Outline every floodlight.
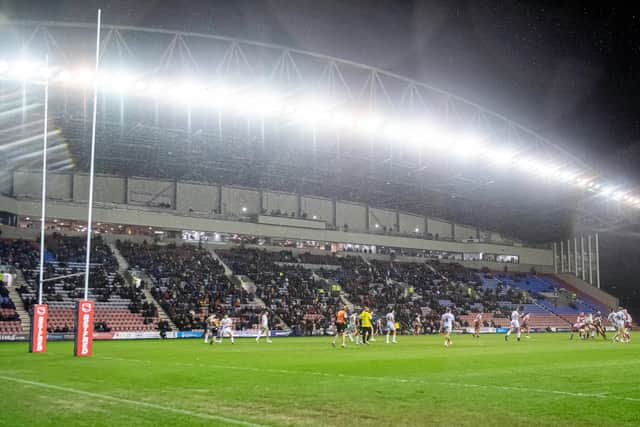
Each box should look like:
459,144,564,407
38,66,52,80
515,157,532,172
453,134,484,157
613,191,625,201
357,112,383,134
382,120,407,140
146,80,165,98
529,162,559,179
76,67,95,87
492,148,517,166
329,111,355,130
134,81,147,92
415,228,420,233
172,81,199,104
558,170,578,182
56,70,73,83
293,98,332,124
101,71,135,93
600,187,613,197
241,206,248,213
576,178,591,187
375,223,380,228
12,60,38,79
246,91,283,116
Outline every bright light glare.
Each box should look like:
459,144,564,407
383,121,408,140
246,92,283,116
39,66,52,79
56,70,73,83
102,72,135,93
146,80,165,98
293,98,332,124
169,81,199,104
76,67,95,86
357,112,383,134
134,81,147,92
3,59,639,208
600,187,614,197
558,170,578,182
492,148,516,166
613,191,626,201
12,60,38,79
453,135,483,157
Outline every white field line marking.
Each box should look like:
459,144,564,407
96,355,640,403
0,375,267,427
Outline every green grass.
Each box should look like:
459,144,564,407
0,333,638,426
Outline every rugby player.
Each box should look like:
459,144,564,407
256,310,272,343
332,306,348,348
385,309,397,344
440,307,455,347
521,312,531,339
473,313,482,338
218,314,235,344
505,306,522,342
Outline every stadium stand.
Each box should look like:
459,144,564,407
0,237,159,333
0,235,618,334
116,241,261,331
0,281,21,333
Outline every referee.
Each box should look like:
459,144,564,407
359,307,372,345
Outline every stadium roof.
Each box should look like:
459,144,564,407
1,20,638,243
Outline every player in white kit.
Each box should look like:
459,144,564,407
440,308,455,347
385,310,397,344
256,310,273,343
349,312,360,344
613,308,628,343
219,314,235,344
505,307,522,342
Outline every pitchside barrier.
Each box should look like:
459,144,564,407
3,327,622,343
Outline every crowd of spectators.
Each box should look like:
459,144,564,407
117,240,253,330
218,248,338,333
47,233,118,270
1,237,535,335
1,237,159,331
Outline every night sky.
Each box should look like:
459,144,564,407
1,0,639,309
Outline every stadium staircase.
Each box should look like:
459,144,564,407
554,273,618,310
311,271,355,311
359,254,372,266
110,243,176,331
141,286,176,330
109,243,129,273
8,271,30,332
210,249,269,309
208,249,234,277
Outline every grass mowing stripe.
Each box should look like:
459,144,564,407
0,375,267,427
95,355,640,403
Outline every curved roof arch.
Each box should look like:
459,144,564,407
4,19,586,167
